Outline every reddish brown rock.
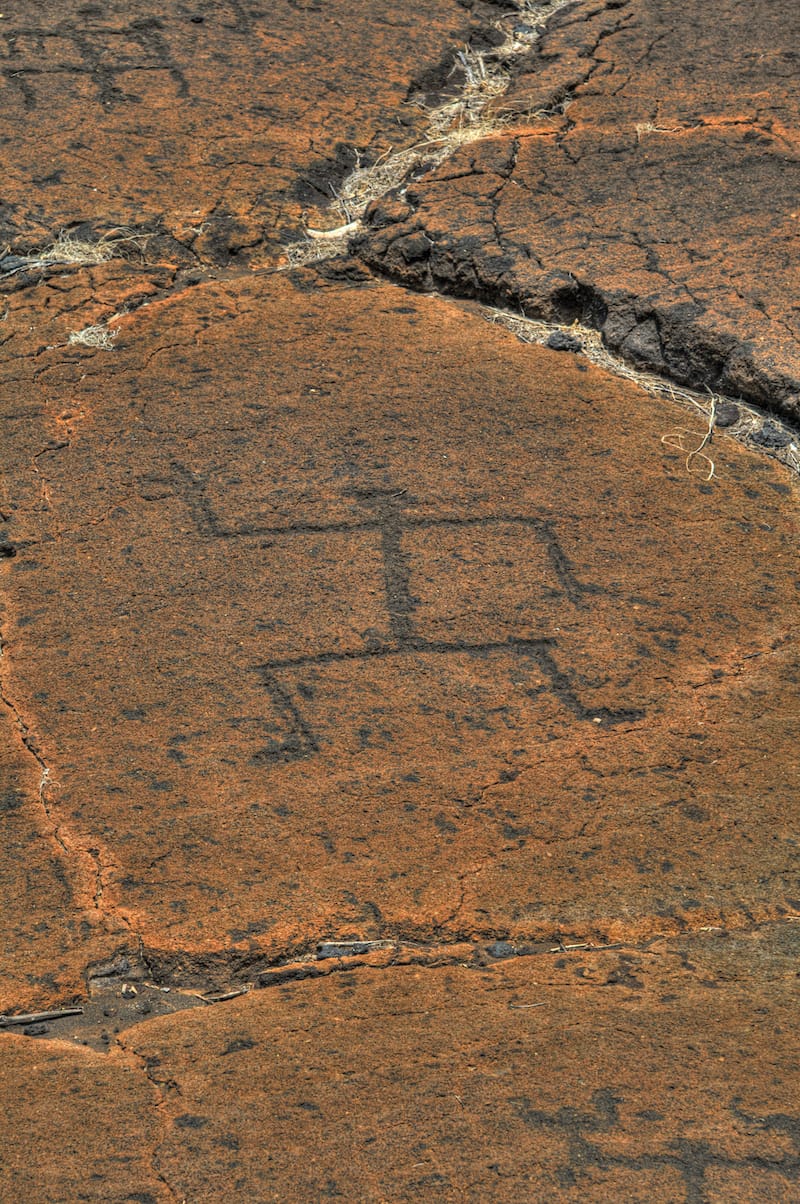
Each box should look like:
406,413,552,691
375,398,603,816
357,0,800,418
2,926,799,1200
1,270,798,1008
0,0,501,260
0,1031,162,1201
1,0,798,1196
0,700,113,1008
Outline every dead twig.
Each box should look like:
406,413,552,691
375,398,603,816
0,1007,84,1028
197,988,249,1004
548,942,624,953
306,222,360,240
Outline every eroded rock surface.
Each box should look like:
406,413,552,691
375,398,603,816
0,0,495,259
357,0,800,418
1,0,798,1200
1,270,798,1008
3,927,799,1201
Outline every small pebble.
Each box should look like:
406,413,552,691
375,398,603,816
714,401,740,427
546,330,582,353
750,421,792,449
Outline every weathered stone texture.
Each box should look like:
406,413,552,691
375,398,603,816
0,1032,162,1202
357,0,800,417
3,928,799,1201
0,0,490,257
0,0,798,1198
1,272,797,1007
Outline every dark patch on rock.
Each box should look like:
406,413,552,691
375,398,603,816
487,941,516,959
175,1114,209,1129
546,330,582,353
750,422,793,449
0,789,24,812
292,143,362,209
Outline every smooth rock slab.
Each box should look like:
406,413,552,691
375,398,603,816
1,269,797,1004
357,0,800,417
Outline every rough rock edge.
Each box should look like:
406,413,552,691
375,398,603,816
282,0,579,265
272,0,800,465
481,307,800,479
355,207,800,428
6,915,800,1051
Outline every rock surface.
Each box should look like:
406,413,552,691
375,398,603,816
1,269,798,1008
1,0,798,1200
3,927,800,1201
0,0,494,259
357,0,800,419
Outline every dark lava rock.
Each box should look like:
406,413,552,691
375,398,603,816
749,421,794,449
546,330,582,352
714,401,741,428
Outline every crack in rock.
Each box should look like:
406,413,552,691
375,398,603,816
0,617,133,940
282,0,579,266
6,910,798,1053
480,306,800,478
113,1037,184,1204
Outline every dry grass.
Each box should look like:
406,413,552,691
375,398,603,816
67,324,117,350
0,229,146,281
37,232,119,266
284,232,354,268
635,121,684,142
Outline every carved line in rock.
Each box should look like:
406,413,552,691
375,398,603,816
2,15,190,111
8,0,796,474
167,465,594,600
511,1089,800,1197
158,465,646,762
